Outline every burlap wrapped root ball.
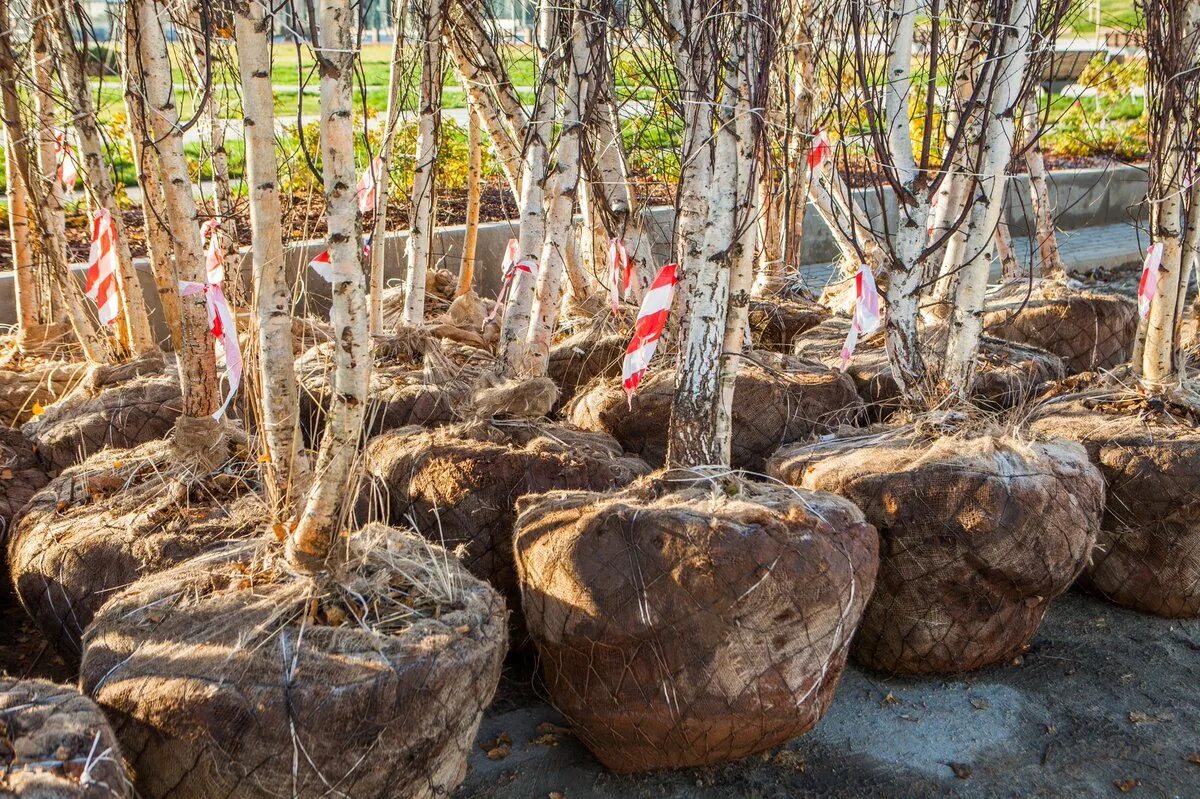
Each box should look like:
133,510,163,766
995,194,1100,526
547,327,627,411
21,352,180,472
793,317,1065,420
513,477,879,772
769,432,1102,674
8,436,264,664
356,420,650,604
0,677,129,798
296,336,475,445
1030,400,1200,617
80,525,506,799
0,427,49,536
0,360,86,428
748,297,829,351
982,279,1137,374
567,354,864,471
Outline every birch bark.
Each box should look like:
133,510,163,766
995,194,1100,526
52,1,155,356
459,95,483,297
5,133,36,332
288,0,371,572
942,0,1036,395
403,0,447,327
368,0,406,334
136,0,220,417
235,0,311,515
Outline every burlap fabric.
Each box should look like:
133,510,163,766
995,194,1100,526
79,526,506,799
566,354,864,471
8,438,264,664
0,677,129,798
513,476,879,772
1029,398,1200,617
356,420,650,605
982,278,1137,374
769,431,1102,673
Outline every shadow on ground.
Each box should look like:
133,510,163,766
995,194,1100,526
459,591,1200,799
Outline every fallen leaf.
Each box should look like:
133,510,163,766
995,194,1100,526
970,697,990,711
549,793,565,799
257,453,272,464
1128,711,1172,725
455,624,470,635
30,402,44,416
271,523,287,542
1114,778,1138,792
1185,752,1200,766
486,744,510,761
0,468,12,480
880,692,900,707
948,762,972,779
772,750,806,772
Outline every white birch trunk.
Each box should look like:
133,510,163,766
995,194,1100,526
1022,95,1063,277
996,215,1023,280
942,0,1036,395
5,133,36,332
31,1,62,325
53,1,155,356
0,0,103,362
782,1,815,273
122,0,181,351
289,0,371,572
137,0,220,418
499,0,557,373
235,0,311,515
368,0,406,334
403,0,446,327
525,1,591,376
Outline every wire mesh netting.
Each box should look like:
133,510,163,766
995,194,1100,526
768,430,1103,674
78,526,506,799
0,677,130,798
355,419,651,609
20,353,182,473
8,438,264,666
1030,397,1200,617
512,476,879,772
566,354,865,471
982,278,1139,374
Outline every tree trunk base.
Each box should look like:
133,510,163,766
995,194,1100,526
8,438,264,665
1030,398,1200,617
770,430,1102,674
79,526,506,799
567,354,864,471
0,677,130,798
513,476,879,772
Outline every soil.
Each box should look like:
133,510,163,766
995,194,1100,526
458,590,1200,799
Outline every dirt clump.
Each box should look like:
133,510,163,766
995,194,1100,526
513,475,879,772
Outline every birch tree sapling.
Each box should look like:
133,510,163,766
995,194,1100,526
53,0,156,357
287,0,371,572
122,0,182,351
1137,0,1200,390
403,0,448,327
524,0,595,375
459,94,484,297
234,0,311,516
5,133,36,334
499,0,560,373
134,0,221,422
30,0,64,328
0,0,105,363
368,0,407,334
664,0,773,468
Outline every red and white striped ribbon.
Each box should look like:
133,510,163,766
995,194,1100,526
54,129,78,192
622,262,679,405
308,238,371,284
356,156,383,216
201,219,226,284
807,129,832,172
84,209,120,326
1138,242,1164,320
608,238,633,313
177,278,242,421
484,239,528,324
839,264,882,371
